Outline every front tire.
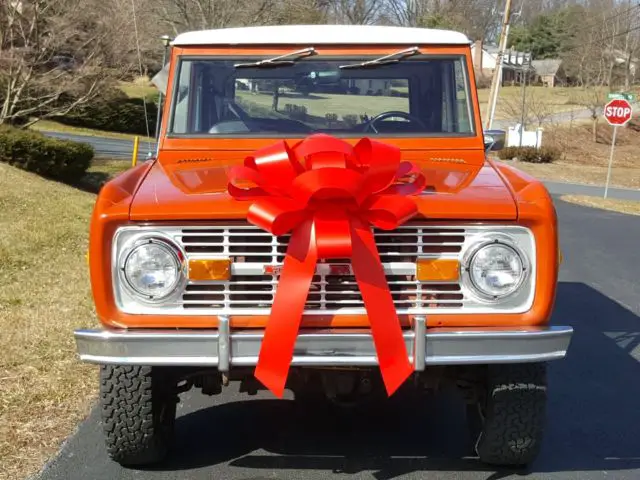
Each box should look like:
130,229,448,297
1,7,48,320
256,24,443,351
100,365,177,466
468,363,547,467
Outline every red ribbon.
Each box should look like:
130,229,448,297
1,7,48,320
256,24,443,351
227,134,426,398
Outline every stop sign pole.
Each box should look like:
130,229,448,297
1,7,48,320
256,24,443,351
603,97,633,198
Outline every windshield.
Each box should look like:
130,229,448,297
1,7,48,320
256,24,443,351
168,55,475,137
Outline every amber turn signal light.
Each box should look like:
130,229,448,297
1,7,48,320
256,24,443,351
416,258,460,282
188,258,231,281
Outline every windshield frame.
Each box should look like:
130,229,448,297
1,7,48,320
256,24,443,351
164,53,479,140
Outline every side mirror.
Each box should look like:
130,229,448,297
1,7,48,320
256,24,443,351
483,129,506,152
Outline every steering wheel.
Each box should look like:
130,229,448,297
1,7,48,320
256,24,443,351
363,110,427,133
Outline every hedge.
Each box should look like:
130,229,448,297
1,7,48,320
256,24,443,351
0,127,94,180
497,146,560,164
55,90,157,136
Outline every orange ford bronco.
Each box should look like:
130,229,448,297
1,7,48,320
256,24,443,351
74,25,573,467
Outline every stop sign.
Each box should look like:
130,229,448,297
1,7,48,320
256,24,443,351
603,98,633,126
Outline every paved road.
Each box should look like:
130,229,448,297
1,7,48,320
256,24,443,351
545,181,640,201
492,106,601,131
36,197,640,480
42,131,157,160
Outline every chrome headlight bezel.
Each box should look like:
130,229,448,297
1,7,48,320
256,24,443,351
460,233,531,303
116,233,188,305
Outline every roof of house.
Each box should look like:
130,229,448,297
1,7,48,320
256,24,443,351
470,43,531,68
172,25,471,46
531,59,563,76
470,43,499,56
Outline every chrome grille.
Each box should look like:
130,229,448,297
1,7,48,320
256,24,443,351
180,225,466,263
182,275,465,311
178,223,467,314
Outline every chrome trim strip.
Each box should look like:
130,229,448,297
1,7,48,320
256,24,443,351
217,316,230,372
74,325,573,368
413,315,426,371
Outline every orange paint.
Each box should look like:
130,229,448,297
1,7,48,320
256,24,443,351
87,42,559,331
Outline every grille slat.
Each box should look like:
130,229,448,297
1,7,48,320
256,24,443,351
175,223,471,314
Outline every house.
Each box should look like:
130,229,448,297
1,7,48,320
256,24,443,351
470,40,531,86
605,48,638,85
470,41,499,79
531,59,566,88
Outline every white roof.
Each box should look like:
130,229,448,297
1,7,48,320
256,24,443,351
172,25,471,47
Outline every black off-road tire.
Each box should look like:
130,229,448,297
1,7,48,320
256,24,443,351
468,363,547,467
100,365,178,466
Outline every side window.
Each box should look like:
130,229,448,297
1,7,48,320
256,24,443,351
440,58,472,134
454,59,472,133
171,61,192,134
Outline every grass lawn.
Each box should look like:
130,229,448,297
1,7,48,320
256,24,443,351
236,85,596,127
497,120,640,190
511,161,640,190
560,195,640,216
118,81,158,100
477,85,604,119
236,90,409,121
29,119,153,143
26,80,159,141
0,160,130,480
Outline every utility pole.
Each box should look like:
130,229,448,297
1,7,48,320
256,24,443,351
485,0,514,130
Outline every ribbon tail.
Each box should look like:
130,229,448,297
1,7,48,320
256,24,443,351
350,218,413,396
254,219,318,398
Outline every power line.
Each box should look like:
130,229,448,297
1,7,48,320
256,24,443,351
561,2,640,40
513,4,640,57
562,22,640,55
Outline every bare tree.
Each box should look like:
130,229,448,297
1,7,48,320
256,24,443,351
385,0,431,27
266,0,332,24
500,92,555,129
0,0,135,126
619,0,640,89
329,0,383,25
557,2,620,142
148,0,282,35
384,0,499,40
570,88,606,143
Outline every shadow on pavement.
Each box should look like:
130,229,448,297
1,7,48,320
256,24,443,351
144,282,640,479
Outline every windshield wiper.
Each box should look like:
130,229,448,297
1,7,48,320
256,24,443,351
338,46,420,69
234,47,316,68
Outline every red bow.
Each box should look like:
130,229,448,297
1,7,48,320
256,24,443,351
228,134,426,398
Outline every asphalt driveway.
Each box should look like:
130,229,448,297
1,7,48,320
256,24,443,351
36,197,640,480
41,131,157,160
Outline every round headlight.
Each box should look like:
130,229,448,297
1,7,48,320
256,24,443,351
122,238,184,300
467,242,526,299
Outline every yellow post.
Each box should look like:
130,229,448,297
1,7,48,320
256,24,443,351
131,136,140,167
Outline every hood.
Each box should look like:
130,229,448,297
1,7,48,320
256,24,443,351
129,149,517,221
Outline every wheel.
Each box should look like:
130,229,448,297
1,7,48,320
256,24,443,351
100,365,178,466
467,363,547,467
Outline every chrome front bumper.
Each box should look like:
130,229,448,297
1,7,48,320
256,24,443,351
74,318,573,371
